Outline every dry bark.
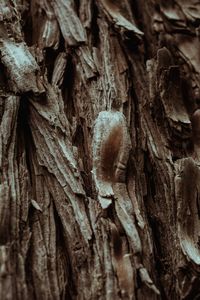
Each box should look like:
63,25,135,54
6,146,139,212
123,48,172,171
0,0,200,299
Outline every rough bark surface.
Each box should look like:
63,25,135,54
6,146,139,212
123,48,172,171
0,0,200,299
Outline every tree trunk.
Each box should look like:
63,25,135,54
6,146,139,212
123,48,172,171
1,0,200,299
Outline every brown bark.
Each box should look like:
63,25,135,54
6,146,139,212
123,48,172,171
0,0,200,299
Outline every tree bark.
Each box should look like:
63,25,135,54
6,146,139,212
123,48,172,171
1,0,200,299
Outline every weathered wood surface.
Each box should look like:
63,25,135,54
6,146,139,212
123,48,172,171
0,0,200,299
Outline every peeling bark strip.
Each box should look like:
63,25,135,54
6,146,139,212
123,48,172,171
52,52,67,86
0,40,41,93
31,0,60,50
50,0,87,45
109,221,134,299
99,0,144,40
28,90,92,242
178,112,200,267
175,158,200,265
92,110,131,208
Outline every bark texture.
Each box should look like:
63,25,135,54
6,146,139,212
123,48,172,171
0,0,200,299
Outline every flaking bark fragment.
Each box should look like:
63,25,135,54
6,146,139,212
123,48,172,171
99,0,144,42
0,40,43,93
175,158,200,265
110,221,134,299
31,199,43,212
51,52,67,87
157,47,173,71
92,110,131,209
31,0,60,50
50,0,87,46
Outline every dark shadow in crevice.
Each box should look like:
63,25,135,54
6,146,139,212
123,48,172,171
143,152,168,300
17,95,34,186
62,55,75,124
53,201,77,300
72,123,93,197
22,8,33,46
24,205,37,300
91,1,100,47
74,0,80,14
45,48,60,83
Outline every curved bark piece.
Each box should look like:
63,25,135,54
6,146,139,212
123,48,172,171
0,1,44,94
50,0,87,46
31,0,60,50
109,221,134,299
113,183,160,295
52,52,67,87
175,158,200,265
175,35,200,75
179,1,200,22
157,56,191,129
99,0,144,41
0,95,19,242
114,183,141,255
0,40,43,93
92,110,131,208
0,246,12,299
